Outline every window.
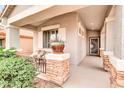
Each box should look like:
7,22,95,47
0,39,2,48
43,29,58,48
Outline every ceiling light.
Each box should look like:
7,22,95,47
90,22,94,25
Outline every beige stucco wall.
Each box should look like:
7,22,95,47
122,6,124,59
77,15,87,63
20,37,33,52
40,12,78,64
19,28,33,37
100,24,105,49
106,20,114,51
86,30,100,55
38,12,86,65
19,28,33,52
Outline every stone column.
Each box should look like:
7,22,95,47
5,25,20,49
45,53,70,85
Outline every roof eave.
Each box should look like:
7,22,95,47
0,5,15,21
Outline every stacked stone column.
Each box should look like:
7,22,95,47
45,53,70,85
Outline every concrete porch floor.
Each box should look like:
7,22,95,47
63,56,110,88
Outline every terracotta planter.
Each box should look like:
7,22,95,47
51,45,64,54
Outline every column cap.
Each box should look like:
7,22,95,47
45,53,71,61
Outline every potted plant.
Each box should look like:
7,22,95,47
50,35,65,54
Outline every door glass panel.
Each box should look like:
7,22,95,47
90,38,99,55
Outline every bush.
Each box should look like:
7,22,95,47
0,48,17,58
0,57,36,88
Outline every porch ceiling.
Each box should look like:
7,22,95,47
77,5,112,31
9,5,89,27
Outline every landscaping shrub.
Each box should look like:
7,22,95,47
0,47,17,58
0,57,36,88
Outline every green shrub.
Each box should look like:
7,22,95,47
0,57,36,88
0,48,17,58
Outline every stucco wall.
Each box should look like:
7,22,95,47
113,6,123,59
40,12,78,64
77,15,87,63
121,6,124,59
86,30,100,55
19,28,33,52
19,28,33,37
100,24,105,49
39,12,86,65
20,37,33,52
106,20,114,51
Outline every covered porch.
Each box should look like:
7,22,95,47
1,5,124,87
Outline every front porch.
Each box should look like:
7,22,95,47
1,5,124,88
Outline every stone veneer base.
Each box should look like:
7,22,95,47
45,53,70,85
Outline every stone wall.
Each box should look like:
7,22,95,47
45,53,70,85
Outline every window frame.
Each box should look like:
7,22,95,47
43,28,58,49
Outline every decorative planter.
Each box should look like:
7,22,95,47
51,45,64,54
50,41,65,54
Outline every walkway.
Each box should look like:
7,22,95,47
63,56,110,88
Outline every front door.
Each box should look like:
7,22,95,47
89,37,99,56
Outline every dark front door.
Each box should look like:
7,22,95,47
89,37,99,56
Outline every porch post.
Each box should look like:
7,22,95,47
104,6,124,60
121,6,124,59
104,17,114,52
114,5,123,59
5,25,20,49
33,31,38,52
